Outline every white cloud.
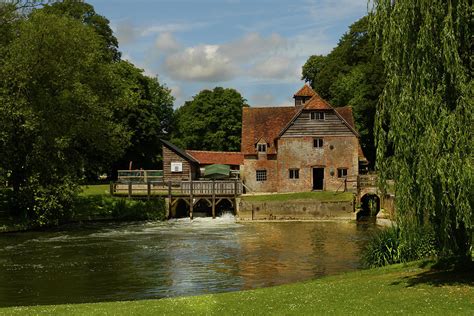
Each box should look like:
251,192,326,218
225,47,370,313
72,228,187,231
155,32,180,52
141,22,210,36
164,45,237,82
219,32,287,61
250,56,295,79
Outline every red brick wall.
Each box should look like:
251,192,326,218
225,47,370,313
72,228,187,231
277,136,358,192
243,135,359,193
242,155,278,192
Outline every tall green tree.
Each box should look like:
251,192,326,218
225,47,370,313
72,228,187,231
371,0,472,261
110,61,174,171
302,16,385,166
0,10,128,224
173,87,246,152
41,0,120,61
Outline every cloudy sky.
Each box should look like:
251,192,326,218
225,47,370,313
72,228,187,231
89,0,368,107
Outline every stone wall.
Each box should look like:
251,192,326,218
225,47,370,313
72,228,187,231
238,198,355,220
277,136,358,192
242,154,278,192
242,135,359,193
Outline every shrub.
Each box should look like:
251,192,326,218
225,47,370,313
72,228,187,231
362,226,437,268
111,198,166,221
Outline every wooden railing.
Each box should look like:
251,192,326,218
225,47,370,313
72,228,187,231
181,180,242,195
112,179,243,197
117,170,163,183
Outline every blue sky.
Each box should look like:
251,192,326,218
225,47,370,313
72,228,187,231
89,0,368,107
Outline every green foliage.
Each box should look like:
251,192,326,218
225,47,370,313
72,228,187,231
0,9,129,225
41,0,120,61
172,87,246,151
371,0,472,261
362,226,437,268
110,61,174,171
302,16,385,166
73,195,166,222
111,198,166,221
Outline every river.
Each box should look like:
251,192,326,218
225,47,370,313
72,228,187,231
0,216,377,307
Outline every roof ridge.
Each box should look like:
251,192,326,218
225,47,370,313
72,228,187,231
245,106,294,109
186,150,242,154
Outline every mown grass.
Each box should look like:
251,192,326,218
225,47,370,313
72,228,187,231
1,260,472,315
79,184,110,197
242,191,353,202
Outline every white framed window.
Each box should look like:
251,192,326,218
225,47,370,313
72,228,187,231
171,162,183,173
256,170,267,181
337,168,348,178
289,169,299,179
313,138,323,148
310,112,325,120
257,143,267,153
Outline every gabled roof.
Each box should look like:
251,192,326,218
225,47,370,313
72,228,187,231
303,93,333,110
278,102,360,138
161,139,198,163
241,106,298,154
335,106,355,130
294,84,316,97
186,150,244,166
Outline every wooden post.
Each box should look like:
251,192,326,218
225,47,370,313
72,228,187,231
128,182,132,198
233,179,238,216
147,182,151,200
109,181,114,196
168,181,172,219
212,180,216,219
189,179,193,220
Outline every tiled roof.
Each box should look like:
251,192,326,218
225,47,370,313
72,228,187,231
334,107,367,162
186,150,244,166
303,93,333,110
294,84,316,97
161,139,198,163
241,106,298,154
334,106,355,129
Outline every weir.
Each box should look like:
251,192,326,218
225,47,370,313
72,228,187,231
111,179,243,220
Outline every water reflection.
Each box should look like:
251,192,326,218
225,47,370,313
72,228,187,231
0,217,377,307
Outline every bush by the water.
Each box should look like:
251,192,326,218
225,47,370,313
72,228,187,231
362,226,437,268
73,196,166,222
111,198,166,221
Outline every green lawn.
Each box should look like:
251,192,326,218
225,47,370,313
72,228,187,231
79,184,110,197
242,191,353,202
2,261,471,315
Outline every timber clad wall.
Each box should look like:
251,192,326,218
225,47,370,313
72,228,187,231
163,146,194,182
281,111,353,137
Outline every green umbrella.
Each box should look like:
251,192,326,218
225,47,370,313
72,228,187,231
203,164,230,179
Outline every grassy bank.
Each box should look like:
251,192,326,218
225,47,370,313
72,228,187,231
2,261,472,315
242,191,353,202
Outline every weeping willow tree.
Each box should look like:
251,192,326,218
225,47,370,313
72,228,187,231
370,0,472,261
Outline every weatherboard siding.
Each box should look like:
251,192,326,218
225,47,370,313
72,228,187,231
163,146,194,182
281,110,353,137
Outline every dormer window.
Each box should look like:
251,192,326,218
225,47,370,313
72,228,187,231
311,112,325,120
257,144,267,153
